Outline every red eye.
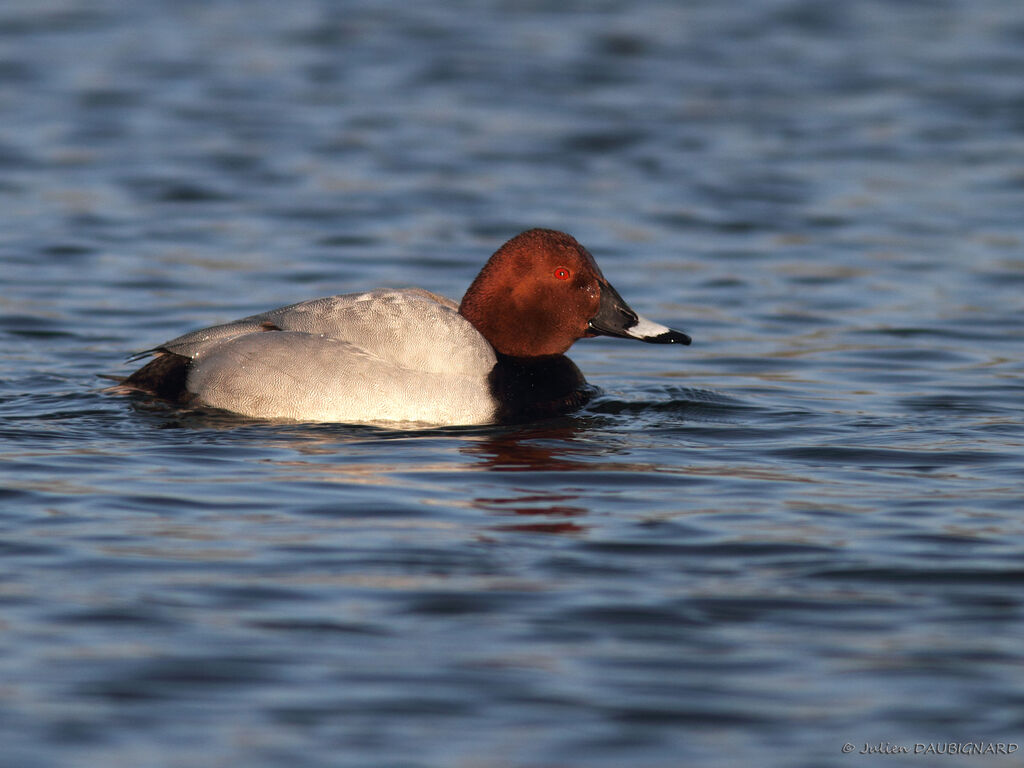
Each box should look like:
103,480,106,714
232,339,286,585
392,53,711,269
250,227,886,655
554,267,571,281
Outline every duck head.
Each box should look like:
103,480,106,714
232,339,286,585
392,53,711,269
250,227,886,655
459,229,691,358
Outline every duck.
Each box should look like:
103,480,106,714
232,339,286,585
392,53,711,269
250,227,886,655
116,229,691,425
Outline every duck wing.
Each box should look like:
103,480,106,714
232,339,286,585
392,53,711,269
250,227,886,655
146,289,493,376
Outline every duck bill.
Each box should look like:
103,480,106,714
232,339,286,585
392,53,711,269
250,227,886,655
587,281,692,345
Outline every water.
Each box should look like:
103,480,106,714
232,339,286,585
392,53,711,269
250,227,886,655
2,1,1024,766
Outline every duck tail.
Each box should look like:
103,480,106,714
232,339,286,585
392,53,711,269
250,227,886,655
105,351,192,403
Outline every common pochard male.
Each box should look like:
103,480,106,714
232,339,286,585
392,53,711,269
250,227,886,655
117,229,691,425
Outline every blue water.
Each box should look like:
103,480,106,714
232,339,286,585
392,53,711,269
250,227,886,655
2,1,1024,766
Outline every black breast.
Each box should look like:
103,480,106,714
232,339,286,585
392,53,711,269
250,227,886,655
489,354,592,424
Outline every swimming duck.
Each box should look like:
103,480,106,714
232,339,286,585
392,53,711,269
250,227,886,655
117,229,690,425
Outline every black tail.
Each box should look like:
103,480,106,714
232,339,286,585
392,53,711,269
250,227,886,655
110,352,193,403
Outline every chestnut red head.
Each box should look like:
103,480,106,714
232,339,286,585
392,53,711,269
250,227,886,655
459,229,690,358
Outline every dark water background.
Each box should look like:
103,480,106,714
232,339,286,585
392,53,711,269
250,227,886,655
2,1,1023,766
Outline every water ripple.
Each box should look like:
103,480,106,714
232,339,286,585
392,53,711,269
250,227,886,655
2,2,1024,767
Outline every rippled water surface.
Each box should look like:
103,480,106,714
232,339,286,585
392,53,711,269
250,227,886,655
2,1,1024,766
